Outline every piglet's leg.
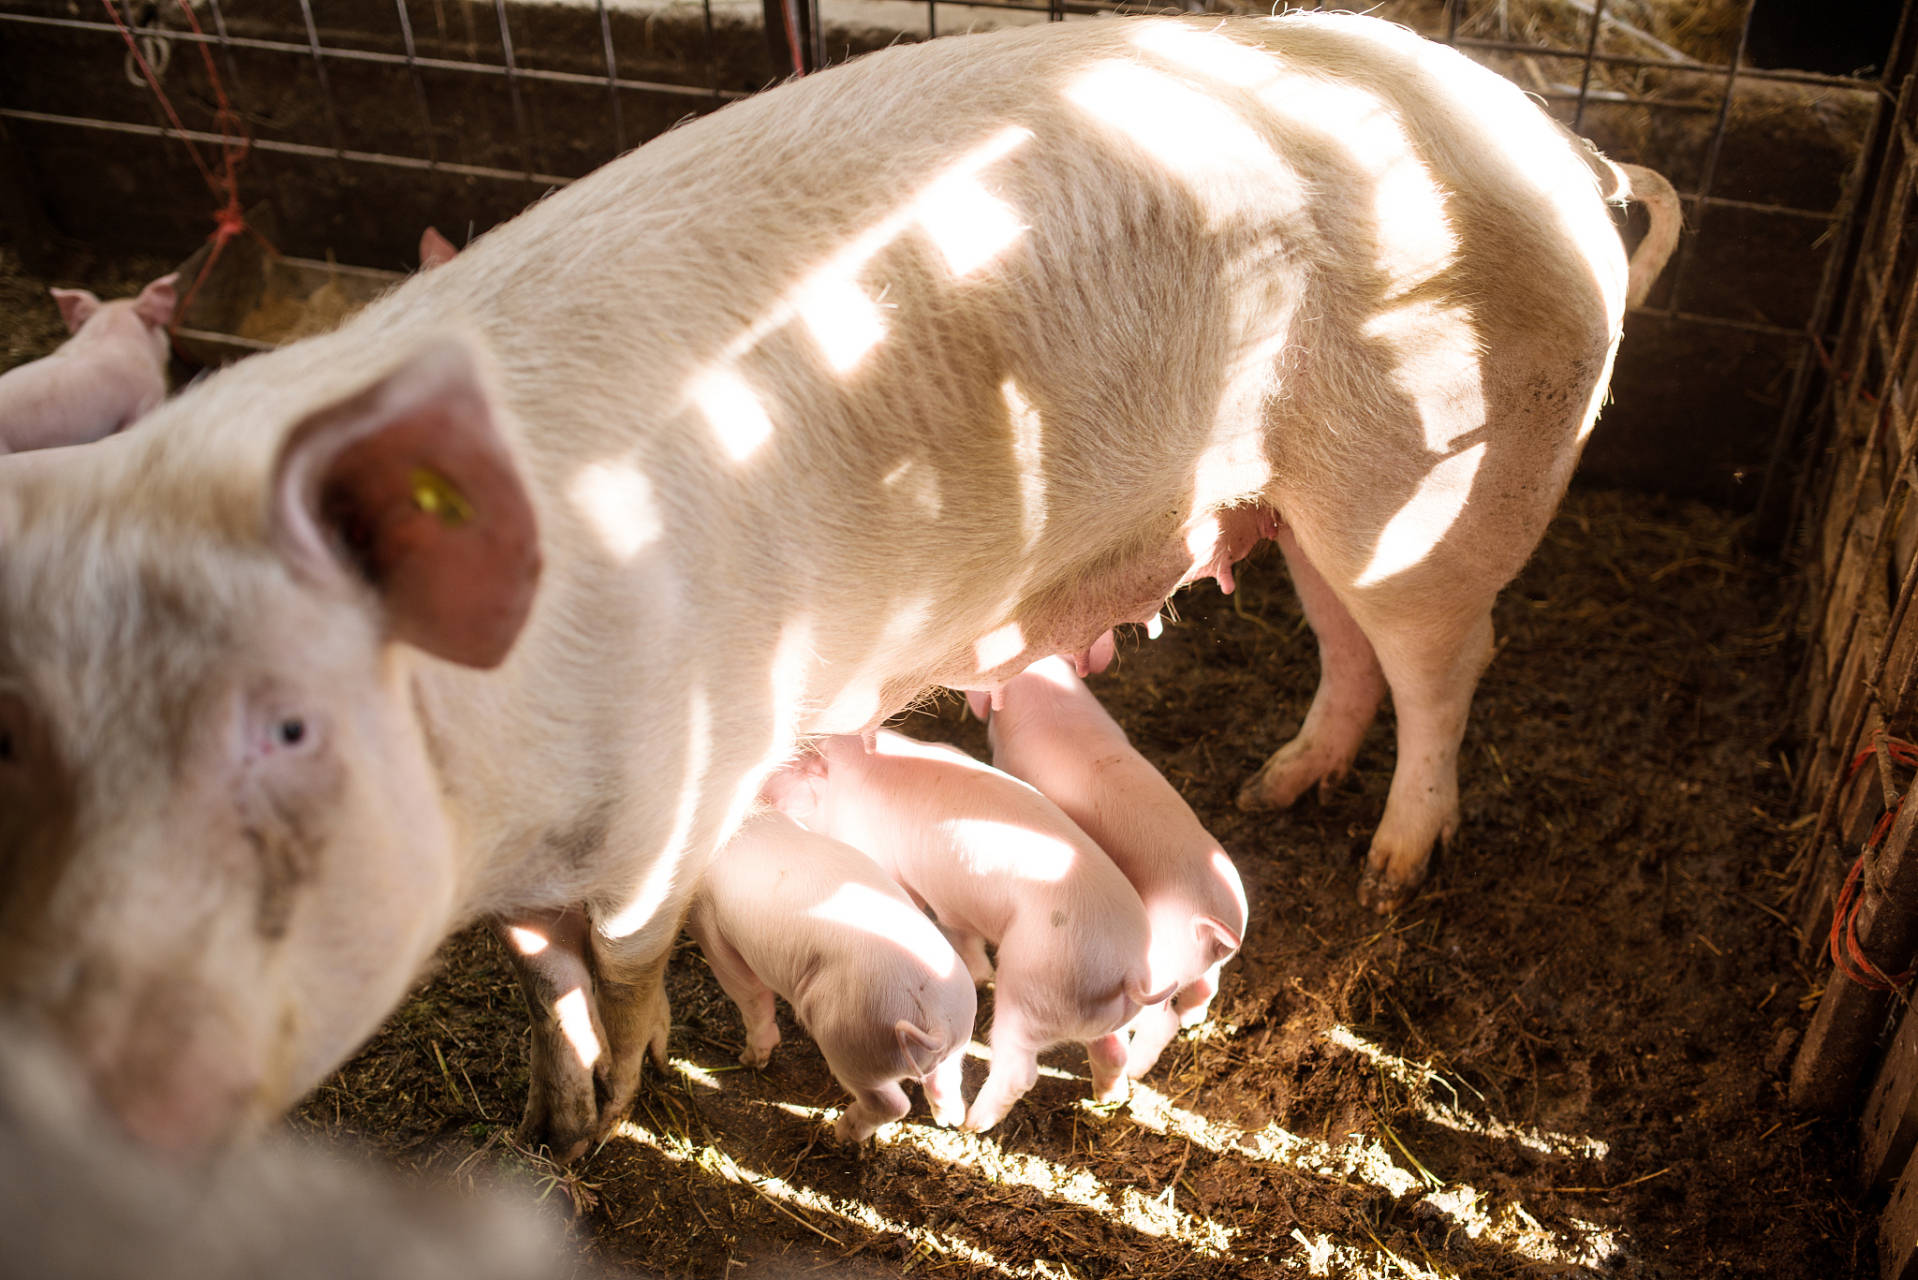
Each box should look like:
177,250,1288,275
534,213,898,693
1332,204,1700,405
921,1045,969,1128
1122,1004,1182,1081
497,907,609,1163
687,916,781,1067
1173,967,1222,1029
964,1012,1041,1132
943,927,994,986
1086,1032,1131,1103
835,1081,912,1143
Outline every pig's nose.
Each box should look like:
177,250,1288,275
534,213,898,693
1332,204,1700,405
64,985,258,1157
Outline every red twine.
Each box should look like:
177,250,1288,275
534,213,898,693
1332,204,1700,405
1831,739,1918,992
98,0,277,335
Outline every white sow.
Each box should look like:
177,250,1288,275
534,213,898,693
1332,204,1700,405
0,12,1678,1158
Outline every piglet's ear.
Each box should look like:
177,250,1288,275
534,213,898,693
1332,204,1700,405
271,334,541,669
132,274,179,329
49,288,100,333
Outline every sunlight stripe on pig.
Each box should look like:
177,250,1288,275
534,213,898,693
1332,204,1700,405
602,686,712,939
567,460,662,561
795,273,887,375
690,368,776,463
1354,442,1486,588
807,883,962,978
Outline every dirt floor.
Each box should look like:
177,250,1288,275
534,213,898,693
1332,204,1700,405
0,244,1867,1278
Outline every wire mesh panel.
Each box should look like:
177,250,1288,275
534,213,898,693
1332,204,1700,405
1778,17,1918,1275
0,0,1897,502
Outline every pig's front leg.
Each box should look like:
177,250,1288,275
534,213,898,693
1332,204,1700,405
587,926,673,1139
497,907,610,1162
835,1081,912,1143
1122,1003,1182,1080
942,926,994,986
1237,526,1384,813
920,1044,969,1128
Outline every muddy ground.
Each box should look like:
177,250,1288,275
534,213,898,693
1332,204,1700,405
0,245,1868,1277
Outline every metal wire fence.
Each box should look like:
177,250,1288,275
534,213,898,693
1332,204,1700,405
0,0,1901,515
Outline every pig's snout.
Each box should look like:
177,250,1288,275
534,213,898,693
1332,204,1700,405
59,980,264,1156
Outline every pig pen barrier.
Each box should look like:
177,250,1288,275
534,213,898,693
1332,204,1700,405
1783,7,1918,1276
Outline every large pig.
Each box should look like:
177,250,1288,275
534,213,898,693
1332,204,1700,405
0,273,176,453
979,656,1248,1079
0,12,1678,1159
767,730,1170,1130
684,809,976,1141
0,1019,610,1280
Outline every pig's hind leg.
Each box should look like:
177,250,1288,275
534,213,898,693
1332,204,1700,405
1237,525,1386,813
920,1044,969,1127
1238,521,1494,914
1356,604,1493,912
964,1010,1042,1132
688,922,783,1067
1086,1031,1131,1103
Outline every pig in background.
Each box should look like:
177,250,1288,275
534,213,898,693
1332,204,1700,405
684,810,976,1141
0,1019,620,1280
0,272,175,454
767,730,1171,1131
979,656,1248,1079
0,11,1680,1162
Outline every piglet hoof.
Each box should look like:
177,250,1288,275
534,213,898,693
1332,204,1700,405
832,1112,877,1144
926,1097,965,1129
739,1038,776,1070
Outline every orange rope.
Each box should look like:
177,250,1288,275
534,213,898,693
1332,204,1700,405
1831,739,1918,992
98,0,277,335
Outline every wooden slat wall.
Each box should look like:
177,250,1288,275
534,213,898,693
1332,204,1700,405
1789,41,1918,1277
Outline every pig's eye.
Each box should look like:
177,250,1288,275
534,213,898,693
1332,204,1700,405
275,717,309,749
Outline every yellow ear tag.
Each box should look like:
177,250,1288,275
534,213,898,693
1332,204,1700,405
410,467,475,526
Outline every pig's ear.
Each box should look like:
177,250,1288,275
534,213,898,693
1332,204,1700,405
1193,917,1242,968
132,274,179,328
49,288,100,333
270,335,541,669
418,227,457,270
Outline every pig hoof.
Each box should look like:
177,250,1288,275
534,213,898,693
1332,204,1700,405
1355,862,1425,914
1239,737,1357,812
